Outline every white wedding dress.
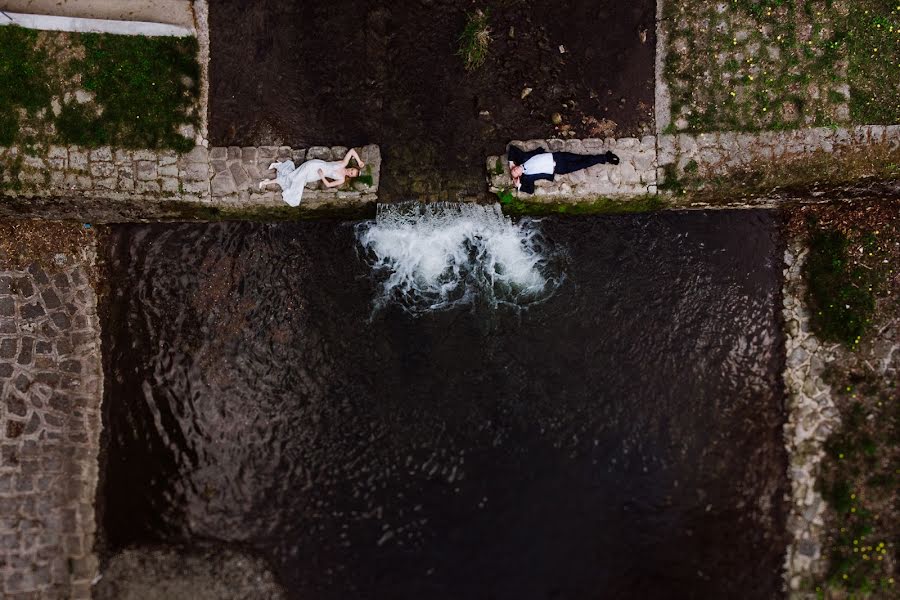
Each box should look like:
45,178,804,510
273,159,345,206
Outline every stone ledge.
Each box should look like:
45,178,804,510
0,143,381,219
486,137,658,200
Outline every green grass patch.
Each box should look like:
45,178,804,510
350,164,374,187
0,26,198,151
847,2,900,124
458,9,492,71
0,26,52,145
804,226,876,348
817,382,899,596
61,33,199,151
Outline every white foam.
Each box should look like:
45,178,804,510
356,203,559,313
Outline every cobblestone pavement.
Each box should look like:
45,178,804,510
0,143,380,216
661,1,900,133
0,230,101,599
487,125,900,200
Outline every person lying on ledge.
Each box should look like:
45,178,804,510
507,144,619,194
259,148,365,207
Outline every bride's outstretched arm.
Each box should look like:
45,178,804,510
343,148,365,168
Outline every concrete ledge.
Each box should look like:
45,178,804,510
0,11,194,37
1,0,195,28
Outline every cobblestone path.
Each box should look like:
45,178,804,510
0,228,101,599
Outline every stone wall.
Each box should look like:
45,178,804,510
658,124,900,180
0,235,102,599
487,137,658,199
486,125,900,203
0,144,381,220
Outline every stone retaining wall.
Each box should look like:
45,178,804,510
487,125,900,202
0,144,380,219
0,239,102,599
659,125,900,180
781,240,841,596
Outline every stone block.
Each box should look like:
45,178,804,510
161,177,180,193
114,149,132,163
76,175,93,190
229,163,251,190
676,134,697,156
277,146,293,159
616,137,639,150
47,145,67,160
69,150,89,173
226,146,241,161
184,146,208,163
90,162,115,178
117,175,134,192
183,162,209,181
95,178,117,190
657,134,676,166
869,125,886,144
211,159,228,173
23,155,45,169
562,139,585,153
159,151,178,166
633,150,656,173
136,180,161,193
135,161,157,181
306,146,331,160
241,147,258,164
133,149,157,161
159,164,178,177
546,139,564,151
89,147,112,162
209,147,228,160
47,158,65,170
331,146,348,160
182,180,209,195
257,146,277,161
582,138,606,152
210,171,237,196
291,148,307,163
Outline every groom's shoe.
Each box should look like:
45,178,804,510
606,151,620,165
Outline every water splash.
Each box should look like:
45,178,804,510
356,202,560,312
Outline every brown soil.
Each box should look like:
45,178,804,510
0,220,95,271
208,0,656,201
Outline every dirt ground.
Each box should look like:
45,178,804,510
208,0,656,201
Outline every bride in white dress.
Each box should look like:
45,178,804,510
259,148,365,206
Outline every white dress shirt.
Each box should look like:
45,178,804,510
522,153,555,175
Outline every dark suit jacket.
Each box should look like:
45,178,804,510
507,144,554,195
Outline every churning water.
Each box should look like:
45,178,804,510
356,203,560,312
100,210,788,600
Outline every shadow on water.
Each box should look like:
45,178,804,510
99,209,788,599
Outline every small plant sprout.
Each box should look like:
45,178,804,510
458,9,492,71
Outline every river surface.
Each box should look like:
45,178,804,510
100,208,788,599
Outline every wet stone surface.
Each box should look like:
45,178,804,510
0,248,102,599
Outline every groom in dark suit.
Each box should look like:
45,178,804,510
507,144,620,194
